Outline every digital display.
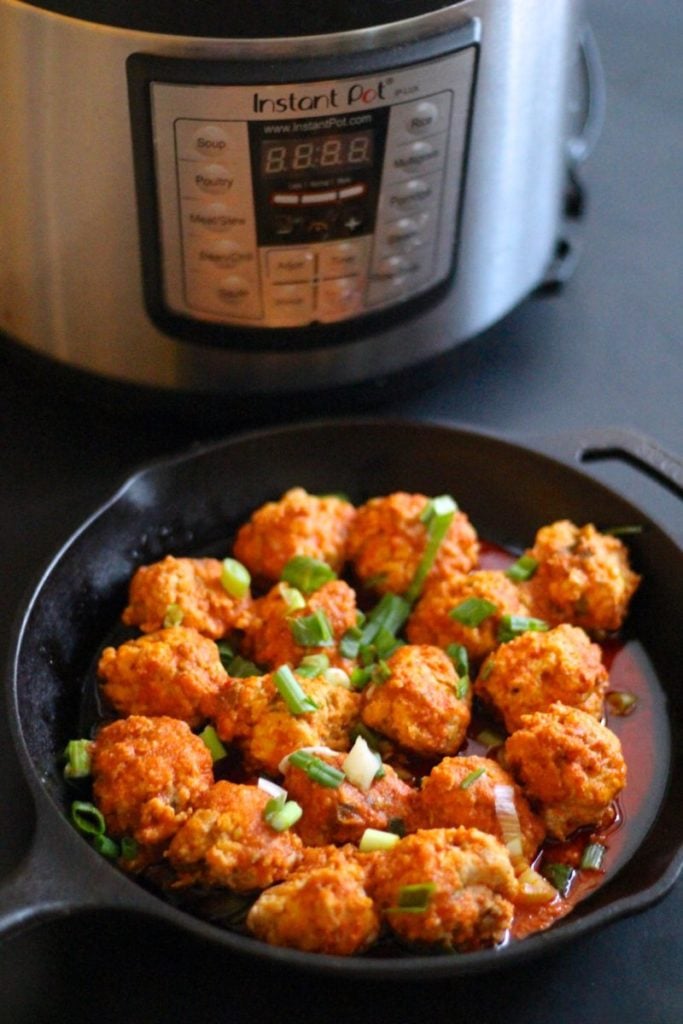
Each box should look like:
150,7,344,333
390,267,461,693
261,131,373,176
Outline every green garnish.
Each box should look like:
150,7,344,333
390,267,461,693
446,642,469,679
199,724,228,762
227,654,263,678
450,597,497,627
92,834,121,859
296,653,330,678
63,739,93,780
163,603,184,627
216,641,234,669
70,801,106,837
604,525,643,537
403,495,457,604
280,583,306,611
281,556,337,594
287,750,345,788
505,554,539,582
497,614,549,643
541,862,574,896
359,828,400,852
460,767,486,789
220,557,251,599
120,837,140,861
263,794,303,832
580,842,607,871
476,728,505,749
273,665,319,715
387,882,437,914
606,691,638,716
289,608,335,647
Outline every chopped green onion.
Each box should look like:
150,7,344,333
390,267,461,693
580,842,607,871
387,882,437,914
476,728,505,749
404,495,457,604
63,739,93,780
604,524,643,537
280,583,306,612
287,749,345,788
273,665,319,715
339,624,363,659
216,641,235,669
120,837,139,861
360,593,411,646
263,794,303,832
199,724,228,762
220,557,251,599
350,722,385,752
479,657,495,681
323,667,352,688
296,653,330,678
497,614,549,643
494,783,524,862
71,801,106,837
281,555,337,594
372,659,392,684
349,666,374,690
541,862,574,897
343,735,383,791
606,690,638,716
446,643,469,679
163,603,184,627
289,608,335,647
450,597,497,627
460,767,486,789
92,834,121,859
359,828,400,852
227,654,263,678
505,554,539,582
387,817,406,837
455,675,470,700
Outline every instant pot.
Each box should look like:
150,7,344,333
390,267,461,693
0,1,599,402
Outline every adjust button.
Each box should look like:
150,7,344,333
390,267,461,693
267,249,315,283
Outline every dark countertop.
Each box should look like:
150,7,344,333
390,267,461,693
1,2,681,1021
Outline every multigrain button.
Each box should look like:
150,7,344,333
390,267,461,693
390,140,442,176
192,163,234,195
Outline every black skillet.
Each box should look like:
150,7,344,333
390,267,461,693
1,418,682,979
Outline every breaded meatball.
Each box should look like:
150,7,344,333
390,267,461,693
246,856,380,955
474,623,608,733
241,579,358,671
282,750,415,846
522,520,641,632
407,570,530,664
97,626,228,725
166,780,303,890
410,755,545,862
232,487,356,583
345,492,479,596
504,702,627,839
209,671,361,776
91,715,213,848
122,555,252,639
368,827,516,951
361,645,471,757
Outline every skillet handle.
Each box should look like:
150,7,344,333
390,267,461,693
0,790,140,940
530,427,683,534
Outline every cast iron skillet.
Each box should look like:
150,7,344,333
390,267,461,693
1,418,682,979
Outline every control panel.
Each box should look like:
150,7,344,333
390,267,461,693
147,47,476,329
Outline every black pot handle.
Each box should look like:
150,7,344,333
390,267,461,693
0,788,144,940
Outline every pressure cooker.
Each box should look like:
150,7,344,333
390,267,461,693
0,1,598,402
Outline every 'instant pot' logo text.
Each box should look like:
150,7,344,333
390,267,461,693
253,80,388,114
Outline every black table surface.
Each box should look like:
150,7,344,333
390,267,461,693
1,2,681,1021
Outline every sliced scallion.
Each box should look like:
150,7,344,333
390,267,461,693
580,842,607,871
359,828,400,852
163,603,184,628
220,557,251,599
92,834,121,859
120,836,140,861
71,801,106,837
281,556,337,594
279,583,306,612
387,882,437,914
273,665,319,715
227,654,263,678
497,614,549,643
289,608,335,647
63,739,93,780
199,724,228,762
450,597,497,627
263,793,303,832
505,554,539,582
349,666,374,690
287,749,345,788
359,593,411,647
216,641,234,670
296,653,330,678
476,727,505,749
606,690,638,716
541,861,574,897
404,495,457,604
460,766,486,790
446,642,469,679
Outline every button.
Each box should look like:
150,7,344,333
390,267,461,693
267,283,314,326
195,239,255,272
192,125,230,157
318,277,363,321
186,203,248,233
373,254,411,283
267,249,315,282
380,216,428,253
405,101,441,136
389,139,443,177
384,177,438,214
215,274,255,309
191,163,235,195
319,241,367,279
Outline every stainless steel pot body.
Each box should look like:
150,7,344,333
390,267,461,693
0,0,583,395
